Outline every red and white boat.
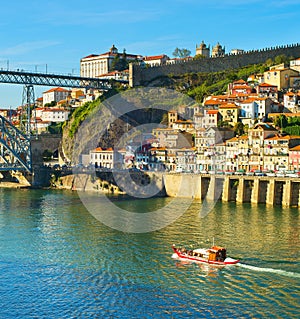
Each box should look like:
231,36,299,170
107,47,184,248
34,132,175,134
171,244,240,266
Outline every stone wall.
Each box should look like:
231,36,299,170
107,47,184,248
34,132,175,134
31,134,62,165
130,43,300,86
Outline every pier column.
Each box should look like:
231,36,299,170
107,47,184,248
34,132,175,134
222,176,231,202
193,175,203,200
251,178,259,204
266,179,275,206
282,180,292,207
206,176,216,201
236,178,245,203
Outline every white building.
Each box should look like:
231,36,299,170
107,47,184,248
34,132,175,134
290,57,300,72
33,107,70,123
43,87,70,106
143,54,169,66
283,91,300,113
80,45,142,78
89,147,126,169
31,118,51,134
237,97,277,124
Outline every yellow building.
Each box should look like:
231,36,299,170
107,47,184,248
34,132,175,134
264,67,299,90
168,110,178,127
218,103,240,126
71,89,85,99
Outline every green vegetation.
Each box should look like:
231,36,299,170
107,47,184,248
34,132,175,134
174,63,267,102
67,87,122,138
274,114,300,135
48,122,64,134
44,101,57,107
111,52,128,71
167,55,294,103
172,48,191,58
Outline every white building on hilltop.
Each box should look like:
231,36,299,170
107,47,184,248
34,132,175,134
80,45,142,78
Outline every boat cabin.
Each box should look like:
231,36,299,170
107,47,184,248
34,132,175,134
207,246,227,262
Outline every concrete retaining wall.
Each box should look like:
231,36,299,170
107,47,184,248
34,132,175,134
163,173,300,207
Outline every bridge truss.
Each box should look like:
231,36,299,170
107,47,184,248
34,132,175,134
0,70,116,89
0,115,32,172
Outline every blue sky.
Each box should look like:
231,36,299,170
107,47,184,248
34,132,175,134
0,0,299,108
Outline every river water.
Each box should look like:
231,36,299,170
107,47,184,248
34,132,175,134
0,188,299,318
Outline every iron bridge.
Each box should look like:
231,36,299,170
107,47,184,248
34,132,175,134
0,70,128,173
0,69,121,89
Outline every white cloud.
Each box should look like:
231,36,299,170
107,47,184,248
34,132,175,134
0,40,60,56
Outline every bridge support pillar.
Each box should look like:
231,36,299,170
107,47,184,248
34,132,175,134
236,178,245,203
222,176,231,202
282,180,292,207
266,179,275,205
251,179,260,204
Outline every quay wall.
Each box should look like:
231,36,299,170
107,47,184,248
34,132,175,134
49,170,166,197
163,173,300,207
7,166,300,208
130,43,300,86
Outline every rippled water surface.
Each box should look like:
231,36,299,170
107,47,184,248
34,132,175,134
0,188,299,318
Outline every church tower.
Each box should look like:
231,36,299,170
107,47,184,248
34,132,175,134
211,42,225,57
195,41,210,57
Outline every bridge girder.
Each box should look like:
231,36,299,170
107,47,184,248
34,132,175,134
0,70,126,89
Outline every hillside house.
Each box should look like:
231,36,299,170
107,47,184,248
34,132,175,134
42,87,70,106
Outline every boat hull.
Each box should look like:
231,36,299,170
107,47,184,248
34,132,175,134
172,248,239,266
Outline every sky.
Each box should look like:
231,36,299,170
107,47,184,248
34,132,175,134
0,0,299,109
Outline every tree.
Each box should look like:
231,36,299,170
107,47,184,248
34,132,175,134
234,122,245,136
274,54,289,65
173,47,191,59
274,114,288,129
193,54,206,60
111,53,128,71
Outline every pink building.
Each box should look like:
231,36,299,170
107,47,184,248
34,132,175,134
289,145,300,170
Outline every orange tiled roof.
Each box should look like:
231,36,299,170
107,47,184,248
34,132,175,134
219,103,238,109
232,85,251,89
92,147,114,152
240,97,267,103
174,119,193,123
144,55,167,61
44,87,70,93
81,54,99,60
206,110,219,114
285,91,296,96
43,108,68,112
233,79,247,84
290,145,300,151
226,137,239,142
265,135,300,141
258,82,277,87
204,99,224,106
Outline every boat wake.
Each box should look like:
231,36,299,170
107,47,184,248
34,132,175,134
237,263,300,278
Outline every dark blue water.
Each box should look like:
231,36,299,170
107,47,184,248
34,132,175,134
0,188,299,318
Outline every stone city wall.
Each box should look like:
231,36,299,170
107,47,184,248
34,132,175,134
130,43,300,86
